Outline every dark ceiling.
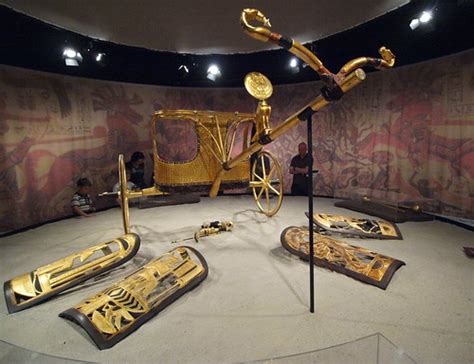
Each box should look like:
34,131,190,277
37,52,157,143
0,0,473,87
0,0,408,54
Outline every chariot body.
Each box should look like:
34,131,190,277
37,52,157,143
116,72,284,234
114,8,395,234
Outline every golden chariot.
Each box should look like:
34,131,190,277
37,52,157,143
113,8,395,234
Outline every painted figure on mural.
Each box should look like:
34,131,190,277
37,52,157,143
0,75,154,232
0,91,36,231
0,136,35,231
91,85,145,156
385,78,473,215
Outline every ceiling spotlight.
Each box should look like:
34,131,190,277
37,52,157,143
409,9,433,30
178,65,189,73
289,57,300,73
178,64,190,79
409,18,420,30
206,64,221,81
63,48,77,58
207,64,220,75
419,11,432,23
94,52,107,67
62,47,82,67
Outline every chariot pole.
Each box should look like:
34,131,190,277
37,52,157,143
210,68,366,197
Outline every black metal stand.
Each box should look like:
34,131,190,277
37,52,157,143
299,108,315,313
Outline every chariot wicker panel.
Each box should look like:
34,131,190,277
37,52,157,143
152,110,255,189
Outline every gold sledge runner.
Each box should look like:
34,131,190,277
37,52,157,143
4,233,140,313
306,213,402,239
59,246,208,350
280,226,404,289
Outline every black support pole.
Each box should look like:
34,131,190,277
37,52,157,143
297,106,316,313
307,112,315,313
298,107,315,313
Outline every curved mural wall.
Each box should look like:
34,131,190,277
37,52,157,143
0,49,473,233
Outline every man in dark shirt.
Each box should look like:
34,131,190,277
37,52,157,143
289,142,312,196
126,151,146,189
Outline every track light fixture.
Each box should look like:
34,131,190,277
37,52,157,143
62,47,82,66
206,64,221,81
409,9,433,30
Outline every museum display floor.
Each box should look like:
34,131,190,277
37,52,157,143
0,196,472,363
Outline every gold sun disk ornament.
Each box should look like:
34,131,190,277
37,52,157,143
244,72,273,101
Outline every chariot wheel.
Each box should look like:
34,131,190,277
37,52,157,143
118,154,131,234
250,150,283,217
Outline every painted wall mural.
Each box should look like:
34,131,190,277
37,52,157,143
0,49,473,233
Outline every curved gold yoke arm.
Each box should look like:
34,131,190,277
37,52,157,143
241,8,331,78
240,8,395,83
338,47,396,76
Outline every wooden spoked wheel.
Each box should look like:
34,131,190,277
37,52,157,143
250,150,283,217
118,154,131,234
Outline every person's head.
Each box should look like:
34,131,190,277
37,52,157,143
298,142,307,157
131,151,145,167
77,178,92,194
